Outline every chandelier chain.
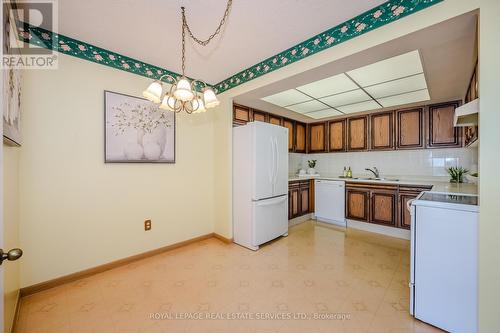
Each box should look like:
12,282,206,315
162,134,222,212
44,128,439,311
182,0,232,47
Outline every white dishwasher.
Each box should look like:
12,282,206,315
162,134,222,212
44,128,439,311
314,180,346,227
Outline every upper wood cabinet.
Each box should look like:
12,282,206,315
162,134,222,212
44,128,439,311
269,115,282,126
295,122,306,153
370,111,394,150
396,108,424,149
308,122,327,153
328,119,346,152
233,104,251,125
347,116,368,151
428,101,462,148
252,110,267,122
282,119,295,152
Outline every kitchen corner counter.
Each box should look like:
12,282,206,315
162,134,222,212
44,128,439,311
288,175,478,195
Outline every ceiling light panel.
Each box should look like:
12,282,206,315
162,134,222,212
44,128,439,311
319,89,371,107
296,74,358,98
378,89,430,108
286,100,328,113
261,89,311,107
347,50,423,87
337,100,381,114
305,109,344,119
365,73,427,98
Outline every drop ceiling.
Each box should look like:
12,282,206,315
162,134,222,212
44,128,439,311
234,11,477,123
261,50,430,119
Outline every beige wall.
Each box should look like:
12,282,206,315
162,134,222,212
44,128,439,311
214,0,500,331
478,0,500,331
19,54,216,287
3,146,20,333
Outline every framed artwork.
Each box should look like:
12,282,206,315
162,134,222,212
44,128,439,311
104,90,175,163
3,1,22,146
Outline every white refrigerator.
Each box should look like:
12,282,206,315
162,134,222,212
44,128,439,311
233,121,289,251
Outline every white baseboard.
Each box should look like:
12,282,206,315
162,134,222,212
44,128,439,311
346,219,410,240
289,213,313,227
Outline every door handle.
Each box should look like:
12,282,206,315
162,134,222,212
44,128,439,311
0,248,23,265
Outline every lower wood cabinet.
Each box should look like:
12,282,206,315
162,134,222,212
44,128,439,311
370,190,396,226
346,188,370,222
288,180,314,220
346,183,430,229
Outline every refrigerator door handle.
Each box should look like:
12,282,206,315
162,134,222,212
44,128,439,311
268,137,274,185
274,137,279,187
254,195,287,206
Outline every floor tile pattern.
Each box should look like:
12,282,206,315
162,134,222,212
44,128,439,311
15,221,443,333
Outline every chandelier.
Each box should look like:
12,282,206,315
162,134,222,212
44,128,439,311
142,1,232,114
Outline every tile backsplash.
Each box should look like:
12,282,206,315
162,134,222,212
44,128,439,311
289,148,478,179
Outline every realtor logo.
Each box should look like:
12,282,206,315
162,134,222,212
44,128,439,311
2,0,58,69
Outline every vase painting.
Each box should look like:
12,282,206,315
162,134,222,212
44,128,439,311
105,90,175,163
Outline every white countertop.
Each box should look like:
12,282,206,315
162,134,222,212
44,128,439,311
289,174,478,195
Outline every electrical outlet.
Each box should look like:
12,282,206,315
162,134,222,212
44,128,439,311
144,219,152,231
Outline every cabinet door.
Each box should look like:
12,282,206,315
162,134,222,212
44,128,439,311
252,110,267,122
288,182,300,219
347,116,368,151
428,101,462,148
295,122,306,153
370,111,394,150
328,119,346,152
283,119,295,152
269,115,282,126
398,192,419,229
396,108,424,149
346,188,369,222
370,191,396,226
309,122,327,153
299,181,310,216
233,104,251,126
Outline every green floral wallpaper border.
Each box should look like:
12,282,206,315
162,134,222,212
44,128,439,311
15,21,207,92
16,0,442,94
213,0,443,94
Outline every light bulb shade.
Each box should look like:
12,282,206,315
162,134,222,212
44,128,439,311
159,95,176,111
143,81,163,103
192,98,206,114
173,77,194,102
203,88,219,108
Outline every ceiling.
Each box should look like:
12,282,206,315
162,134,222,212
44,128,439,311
53,0,385,84
234,11,478,123
262,50,430,119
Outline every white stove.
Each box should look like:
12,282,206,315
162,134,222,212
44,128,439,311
410,191,479,333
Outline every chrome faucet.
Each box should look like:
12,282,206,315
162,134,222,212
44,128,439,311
365,167,380,178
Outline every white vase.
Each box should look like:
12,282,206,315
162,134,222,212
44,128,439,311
307,168,316,175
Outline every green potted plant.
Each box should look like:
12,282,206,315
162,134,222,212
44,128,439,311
307,160,317,175
447,166,469,183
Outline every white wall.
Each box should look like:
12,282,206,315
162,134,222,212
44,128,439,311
289,148,478,179
19,54,216,287
3,147,20,333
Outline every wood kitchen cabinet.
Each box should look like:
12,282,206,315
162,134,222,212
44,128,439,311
269,115,282,126
346,187,370,222
371,190,397,226
396,108,424,149
295,122,307,153
252,109,267,122
347,116,368,151
328,119,346,152
370,111,394,150
428,101,462,148
397,185,433,229
309,122,327,153
233,104,251,125
283,119,295,152
288,180,314,220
